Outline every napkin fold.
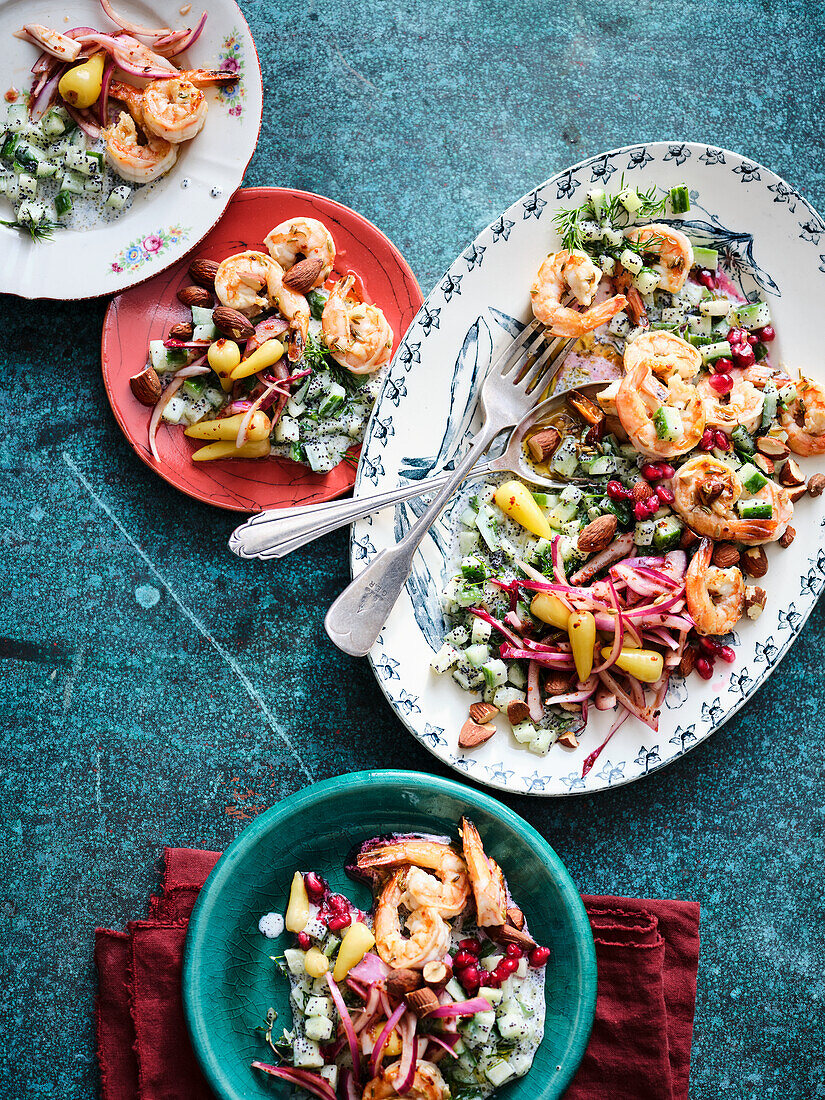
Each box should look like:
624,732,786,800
95,849,699,1100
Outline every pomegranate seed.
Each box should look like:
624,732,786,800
304,872,325,901
698,637,721,657
732,344,755,367
656,485,675,505
718,645,736,663
296,931,311,949
698,270,715,289
695,657,713,680
459,965,481,989
712,356,733,374
658,463,675,480
641,462,661,481
484,971,502,989
505,943,523,959
709,372,733,396
606,480,628,501
458,938,481,955
327,914,352,932
328,894,348,914
714,431,730,450
747,333,758,345
454,950,476,970
499,957,519,975
700,428,715,451
634,501,650,522
727,327,746,346
528,946,551,968
757,325,775,342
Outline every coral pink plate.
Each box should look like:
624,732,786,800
101,186,423,511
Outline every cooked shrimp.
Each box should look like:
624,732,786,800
686,538,745,636
142,78,207,143
357,839,469,919
373,871,451,969
736,362,792,390
178,68,240,87
215,250,275,317
108,81,146,127
363,1061,448,1100
695,375,764,434
531,250,627,338
266,259,311,362
459,817,506,927
624,224,694,293
623,330,702,381
779,376,825,455
264,218,335,286
616,360,705,459
103,111,178,183
672,454,792,544
322,275,393,374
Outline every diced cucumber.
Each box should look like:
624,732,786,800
485,1059,516,1087
529,730,552,754
6,104,27,132
602,226,624,248
105,184,131,210
578,219,603,242
83,175,103,195
318,381,347,418
634,520,655,546
13,143,44,173
583,454,617,476
608,311,630,336
149,340,188,373
730,301,771,330
653,405,683,441
445,625,469,647
731,425,755,456
587,187,605,218
452,664,485,691
471,615,491,644
619,247,643,274
292,1033,323,1069
618,188,643,214
55,189,74,217
482,659,508,689
60,170,85,195
480,985,504,1005
305,995,333,1017
274,415,300,443
320,1066,338,1091
661,306,686,325
460,505,478,527
17,172,37,200
560,484,582,506
511,720,538,745
192,321,218,342
700,340,733,364
189,306,214,328
633,267,660,295
507,662,527,688
692,246,719,271
35,160,58,179
161,396,188,424
760,382,778,430
204,387,224,408
304,1016,333,1041
669,184,690,214
458,529,479,554
652,516,683,550
738,500,773,519
42,110,66,139
302,441,338,473
475,506,500,551
446,978,465,1002
465,643,490,668
492,685,525,710
738,462,768,493
699,297,733,318
598,254,615,275
550,436,578,478
283,948,307,975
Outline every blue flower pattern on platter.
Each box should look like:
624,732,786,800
352,142,825,797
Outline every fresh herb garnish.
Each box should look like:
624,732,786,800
302,330,366,395
1,217,60,242
552,174,669,252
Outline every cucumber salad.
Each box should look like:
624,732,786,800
432,180,825,774
6,1,237,240
139,216,393,472
254,818,549,1100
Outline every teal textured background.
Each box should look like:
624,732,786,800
1,0,824,1096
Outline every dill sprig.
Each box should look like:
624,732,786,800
303,329,366,395
1,217,60,242
552,173,670,253
552,205,584,252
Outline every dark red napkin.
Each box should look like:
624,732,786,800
95,849,699,1100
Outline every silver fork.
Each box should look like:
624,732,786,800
323,320,577,657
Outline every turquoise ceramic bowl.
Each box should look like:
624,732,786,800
183,771,596,1100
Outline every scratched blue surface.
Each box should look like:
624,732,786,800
2,0,825,1096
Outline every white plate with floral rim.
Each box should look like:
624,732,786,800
350,141,825,797
0,0,261,299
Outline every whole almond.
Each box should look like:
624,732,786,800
282,256,324,293
778,525,796,548
506,906,525,931
527,427,561,463
458,718,496,748
778,458,805,488
490,922,537,951
169,320,194,340
744,585,767,620
188,258,219,287
632,480,655,502
741,546,768,578
506,700,531,725
557,731,580,748
545,670,574,695
808,473,825,497
405,988,440,1017
386,969,422,1000
786,484,808,503
712,542,740,568
469,701,498,724
177,284,212,308
753,452,775,477
577,513,618,554
756,435,790,460
130,365,161,406
212,305,255,341
679,646,696,678
422,960,451,987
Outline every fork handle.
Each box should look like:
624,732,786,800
324,422,501,657
229,459,499,561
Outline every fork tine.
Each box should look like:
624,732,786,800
493,319,544,375
516,335,577,393
499,327,548,377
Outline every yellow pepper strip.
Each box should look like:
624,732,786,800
207,338,241,391
568,611,596,682
184,411,271,442
493,479,553,539
601,647,663,683
230,338,285,380
191,439,270,461
284,871,309,933
530,592,571,631
333,921,375,981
